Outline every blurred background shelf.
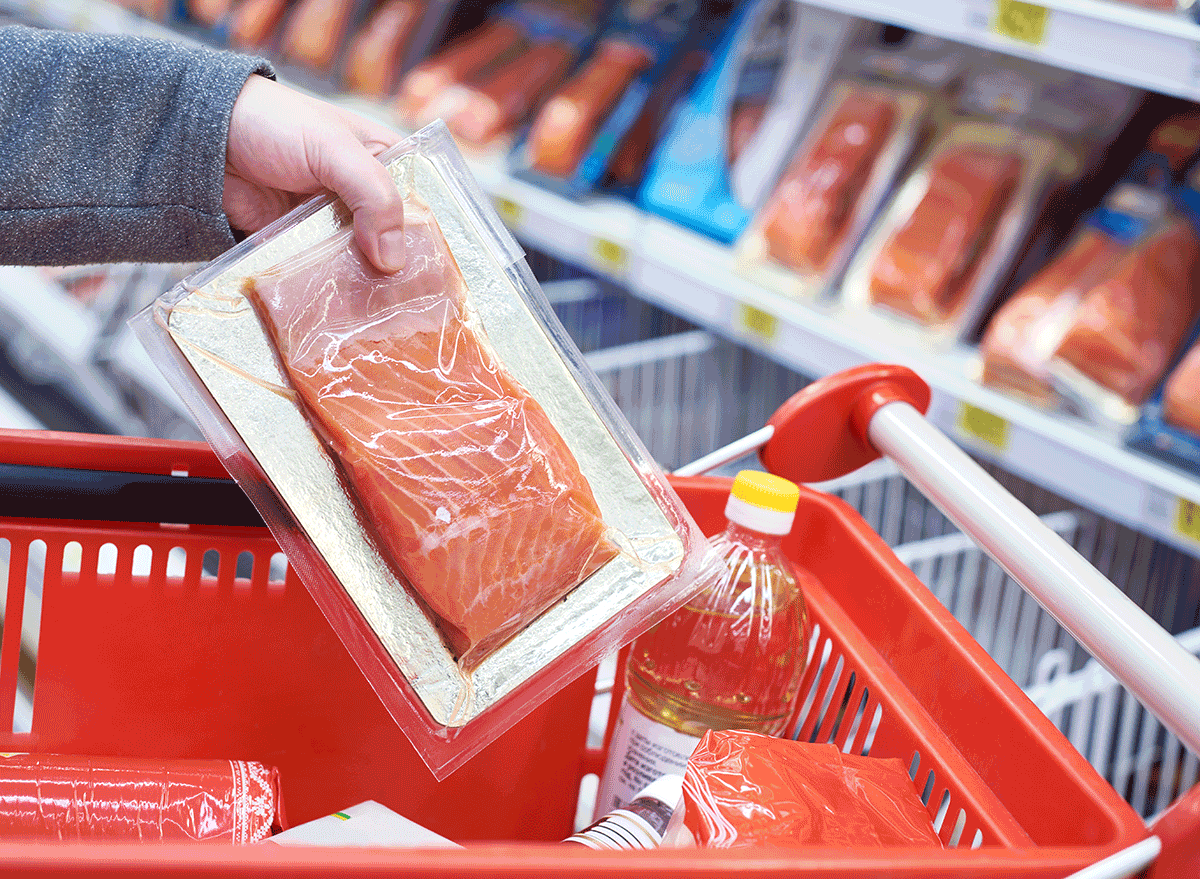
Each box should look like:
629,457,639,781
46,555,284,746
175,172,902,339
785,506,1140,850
796,0,1200,102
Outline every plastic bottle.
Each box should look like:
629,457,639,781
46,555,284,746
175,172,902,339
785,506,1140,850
562,775,684,850
594,470,813,817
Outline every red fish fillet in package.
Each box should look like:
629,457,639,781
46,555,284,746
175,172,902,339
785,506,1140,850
245,197,618,666
680,730,942,849
869,144,1022,324
0,754,281,843
1055,217,1200,406
979,227,1127,407
762,87,898,275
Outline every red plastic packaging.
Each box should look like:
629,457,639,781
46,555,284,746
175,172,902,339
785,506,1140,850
0,754,281,844
679,730,942,849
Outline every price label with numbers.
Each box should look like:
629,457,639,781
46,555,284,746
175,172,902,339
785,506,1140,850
494,196,524,230
592,238,629,276
737,303,779,343
958,402,1010,452
1176,497,1200,545
993,0,1051,45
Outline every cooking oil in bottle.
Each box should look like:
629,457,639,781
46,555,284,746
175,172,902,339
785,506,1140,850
594,470,813,817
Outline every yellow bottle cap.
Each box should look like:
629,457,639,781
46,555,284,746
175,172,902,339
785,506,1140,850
730,470,800,515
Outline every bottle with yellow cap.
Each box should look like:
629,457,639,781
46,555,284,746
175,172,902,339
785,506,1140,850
594,470,814,817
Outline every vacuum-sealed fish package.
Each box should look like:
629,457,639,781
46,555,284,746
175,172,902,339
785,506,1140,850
133,123,709,779
842,62,1138,344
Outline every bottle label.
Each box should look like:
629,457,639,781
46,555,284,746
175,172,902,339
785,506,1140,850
594,699,701,819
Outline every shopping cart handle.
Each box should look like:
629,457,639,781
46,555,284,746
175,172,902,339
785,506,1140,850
850,373,1200,760
679,363,1200,757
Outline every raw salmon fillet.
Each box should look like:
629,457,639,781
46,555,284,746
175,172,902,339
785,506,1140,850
1165,341,1200,435
528,40,652,178
980,227,1126,406
762,88,897,275
1056,217,1200,405
244,197,618,665
869,143,1022,323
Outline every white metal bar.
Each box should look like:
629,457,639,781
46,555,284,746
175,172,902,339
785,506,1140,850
868,401,1200,757
673,425,775,477
1060,836,1162,879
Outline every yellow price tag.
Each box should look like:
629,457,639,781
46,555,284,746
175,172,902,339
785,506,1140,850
592,238,629,274
738,304,778,343
993,0,1050,45
1175,497,1200,545
494,197,524,229
958,403,1010,452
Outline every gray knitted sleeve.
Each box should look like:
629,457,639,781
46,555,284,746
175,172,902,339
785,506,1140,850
0,25,274,266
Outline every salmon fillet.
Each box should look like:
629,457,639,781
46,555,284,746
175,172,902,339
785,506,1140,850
980,228,1126,406
869,144,1022,323
1056,217,1200,405
244,198,618,666
763,88,897,275
527,40,652,178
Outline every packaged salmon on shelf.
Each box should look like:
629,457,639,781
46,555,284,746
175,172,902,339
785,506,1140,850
510,0,733,198
840,60,1139,346
980,111,1200,421
131,122,711,779
636,0,862,244
342,0,458,98
732,32,964,301
393,0,609,151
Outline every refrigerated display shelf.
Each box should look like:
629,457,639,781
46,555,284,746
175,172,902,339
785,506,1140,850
795,0,1200,103
436,173,1200,560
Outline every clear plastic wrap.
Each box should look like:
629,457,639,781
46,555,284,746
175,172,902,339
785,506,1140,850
0,754,281,843
1052,215,1200,413
132,122,710,779
979,225,1126,408
842,63,1138,343
733,77,929,300
981,111,1200,418
667,730,943,849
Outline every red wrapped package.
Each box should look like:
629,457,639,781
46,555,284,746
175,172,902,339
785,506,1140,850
869,143,1022,323
979,227,1127,406
527,40,652,177
244,196,618,666
0,754,281,843
1164,341,1200,435
1055,217,1200,406
679,731,942,849
343,0,423,97
762,87,898,275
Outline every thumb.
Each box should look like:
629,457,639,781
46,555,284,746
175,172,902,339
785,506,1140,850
312,127,406,273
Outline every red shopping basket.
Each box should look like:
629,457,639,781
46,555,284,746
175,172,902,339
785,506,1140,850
0,365,1190,876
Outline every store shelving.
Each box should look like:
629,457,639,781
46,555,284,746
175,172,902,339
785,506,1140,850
446,162,1200,559
799,0,1200,102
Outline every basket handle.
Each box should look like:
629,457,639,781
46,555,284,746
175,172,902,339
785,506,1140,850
679,364,1200,758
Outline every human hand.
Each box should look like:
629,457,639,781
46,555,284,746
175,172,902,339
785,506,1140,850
224,75,406,273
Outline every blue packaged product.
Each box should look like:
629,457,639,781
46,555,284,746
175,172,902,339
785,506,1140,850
636,0,857,243
513,0,735,198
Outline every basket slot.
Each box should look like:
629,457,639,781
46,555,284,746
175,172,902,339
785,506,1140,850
0,537,29,734
786,618,1001,851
